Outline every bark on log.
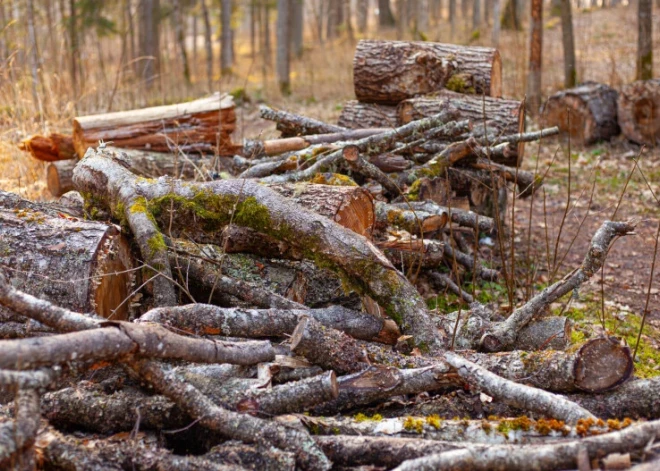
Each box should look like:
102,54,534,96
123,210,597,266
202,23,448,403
541,82,620,145
18,133,75,162
0,203,133,321
260,104,346,137
393,419,660,471
384,201,496,234
290,316,369,374
353,40,502,103
617,79,660,146
46,159,76,197
374,200,449,235
377,239,446,269
74,149,444,351
337,100,399,129
72,93,236,157
480,220,636,352
246,128,388,156
0,389,40,469
205,441,296,471
398,91,523,165
139,304,400,344
343,145,401,195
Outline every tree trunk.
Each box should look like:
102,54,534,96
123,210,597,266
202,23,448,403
138,0,160,90
501,0,520,30
72,94,236,157
263,0,272,69
491,0,501,45
472,0,481,29
338,100,400,129
353,40,502,103
526,0,543,116
396,0,408,39
357,0,369,32
0,198,133,322
276,0,292,95
68,0,78,98
378,0,396,28
617,79,660,146
560,0,577,88
292,0,304,58
221,0,233,74
201,0,213,91
636,0,653,80
173,0,191,85
449,0,457,37
26,0,43,117
541,82,620,146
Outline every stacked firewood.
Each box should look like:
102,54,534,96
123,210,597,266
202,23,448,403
4,41,660,470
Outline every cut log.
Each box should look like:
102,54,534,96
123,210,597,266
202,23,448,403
338,100,399,129
541,82,620,145
260,104,346,137
617,79,660,146
72,93,236,157
266,183,375,237
18,133,75,162
46,160,76,197
0,199,133,321
398,91,524,166
353,40,502,103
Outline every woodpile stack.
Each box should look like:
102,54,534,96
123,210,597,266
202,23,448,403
5,41,659,471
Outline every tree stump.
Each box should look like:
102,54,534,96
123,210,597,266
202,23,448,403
353,40,502,104
46,160,77,197
0,197,134,322
617,79,660,146
541,82,619,145
18,133,76,162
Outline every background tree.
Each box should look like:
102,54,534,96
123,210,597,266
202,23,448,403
378,0,396,29
138,0,161,90
201,0,213,91
220,0,233,74
526,0,543,114
636,0,653,80
173,0,191,85
560,0,576,87
357,0,369,33
276,0,291,94
292,0,304,57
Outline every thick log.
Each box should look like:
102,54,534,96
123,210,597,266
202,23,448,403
46,159,76,197
338,100,399,129
72,93,236,157
260,104,346,137
0,201,133,321
541,82,620,145
266,183,375,237
18,133,75,162
353,40,502,103
139,304,400,344
617,79,660,146
290,316,369,374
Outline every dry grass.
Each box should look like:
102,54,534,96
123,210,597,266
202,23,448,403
0,4,658,201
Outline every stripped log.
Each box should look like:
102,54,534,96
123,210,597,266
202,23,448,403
353,40,502,102
72,93,236,157
0,199,133,321
260,104,346,137
617,79,660,146
138,304,400,344
338,100,399,129
541,82,620,145
18,133,75,162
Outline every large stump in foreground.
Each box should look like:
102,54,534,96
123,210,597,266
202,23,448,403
0,194,134,324
617,79,660,146
353,40,502,104
73,93,236,157
541,82,619,146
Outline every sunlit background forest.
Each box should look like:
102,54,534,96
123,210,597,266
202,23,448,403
0,0,658,198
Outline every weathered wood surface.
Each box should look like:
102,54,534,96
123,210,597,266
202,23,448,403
18,133,76,162
0,198,133,322
541,81,620,145
617,78,660,146
338,100,399,129
72,93,236,157
260,104,346,137
353,40,502,104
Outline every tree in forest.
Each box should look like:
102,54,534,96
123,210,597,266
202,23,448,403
276,0,291,95
378,0,396,28
526,0,543,115
138,0,161,89
221,0,233,74
560,0,576,87
173,0,191,85
292,0,304,58
501,0,521,30
201,0,214,91
636,0,653,80
357,0,369,32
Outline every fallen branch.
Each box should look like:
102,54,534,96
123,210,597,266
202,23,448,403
260,104,345,137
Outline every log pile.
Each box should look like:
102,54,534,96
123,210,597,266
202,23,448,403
4,41,659,470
